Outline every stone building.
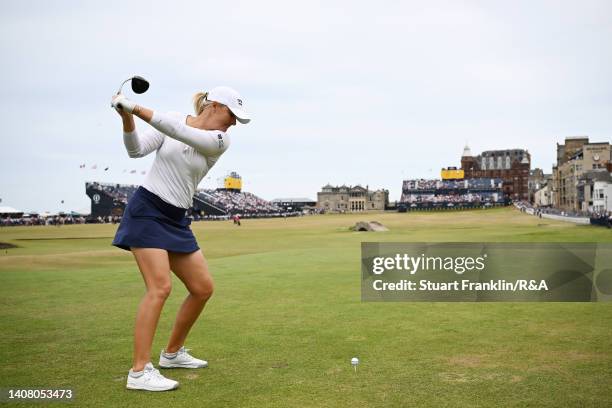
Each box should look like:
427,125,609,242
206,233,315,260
552,137,611,211
317,184,389,212
460,146,531,201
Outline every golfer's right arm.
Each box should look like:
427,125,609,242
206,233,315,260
112,94,226,156
117,111,164,158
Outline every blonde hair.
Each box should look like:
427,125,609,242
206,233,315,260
192,91,214,115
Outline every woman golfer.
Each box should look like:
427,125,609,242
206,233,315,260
110,85,250,391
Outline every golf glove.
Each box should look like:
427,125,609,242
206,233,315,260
112,94,136,113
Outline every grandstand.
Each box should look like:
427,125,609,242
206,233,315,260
86,177,293,220
399,178,508,211
85,182,139,218
194,189,286,217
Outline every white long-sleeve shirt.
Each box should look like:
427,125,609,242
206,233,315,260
122,111,231,209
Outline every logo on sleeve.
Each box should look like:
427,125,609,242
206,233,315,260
218,134,224,149
237,99,242,106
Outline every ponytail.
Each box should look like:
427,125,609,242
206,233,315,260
192,91,213,115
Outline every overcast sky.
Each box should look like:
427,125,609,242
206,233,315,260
0,0,610,213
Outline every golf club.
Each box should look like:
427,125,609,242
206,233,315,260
112,76,149,110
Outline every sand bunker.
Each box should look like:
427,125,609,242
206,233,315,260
353,221,388,232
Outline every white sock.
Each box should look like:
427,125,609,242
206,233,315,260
129,369,144,378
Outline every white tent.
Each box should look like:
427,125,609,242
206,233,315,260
0,206,22,214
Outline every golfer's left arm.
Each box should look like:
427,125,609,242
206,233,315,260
131,105,153,122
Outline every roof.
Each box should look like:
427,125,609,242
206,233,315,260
271,198,316,203
72,208,91,216
480,149,528,155
579,170,612,183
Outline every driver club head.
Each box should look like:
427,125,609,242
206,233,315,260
116,75,150,95
131,76,149,94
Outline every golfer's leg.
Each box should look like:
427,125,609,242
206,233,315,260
165,250,214,352
131,247,172,371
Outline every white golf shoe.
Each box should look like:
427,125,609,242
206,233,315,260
126,362,179,391
159,346,208,368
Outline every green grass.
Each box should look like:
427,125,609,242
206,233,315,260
1,207,611,407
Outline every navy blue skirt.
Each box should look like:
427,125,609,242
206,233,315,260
112,186,199,253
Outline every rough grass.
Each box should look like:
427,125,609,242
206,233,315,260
0,207,610,407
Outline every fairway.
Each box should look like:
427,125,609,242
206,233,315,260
1,207,611,407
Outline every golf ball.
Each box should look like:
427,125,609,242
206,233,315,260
351,357,359,365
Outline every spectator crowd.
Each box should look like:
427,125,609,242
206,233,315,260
402,178,503,191
1,215,87,227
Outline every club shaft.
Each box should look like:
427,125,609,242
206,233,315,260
117,78,131,95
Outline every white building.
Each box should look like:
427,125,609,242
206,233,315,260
592,180,612,214
534,184,552,207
